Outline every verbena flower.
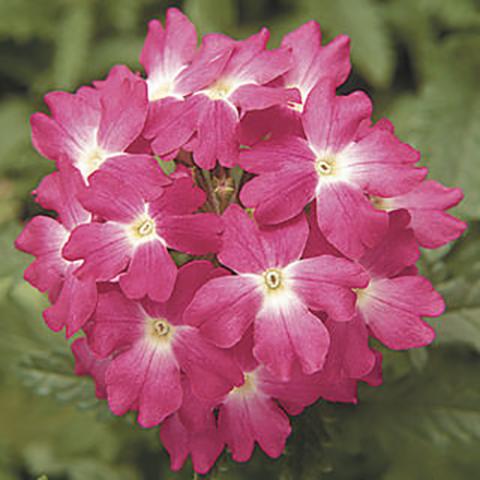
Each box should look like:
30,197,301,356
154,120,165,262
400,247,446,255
17,7,466,475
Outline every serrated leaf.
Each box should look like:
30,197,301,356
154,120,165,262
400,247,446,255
327,351,480,480
18,349,99,410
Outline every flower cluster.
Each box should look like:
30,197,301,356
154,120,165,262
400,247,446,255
16,8,466,474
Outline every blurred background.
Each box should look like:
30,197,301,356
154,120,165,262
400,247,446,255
1,0,479,478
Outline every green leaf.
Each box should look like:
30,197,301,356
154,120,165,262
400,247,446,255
432,306,480,353
18,349,100,410
388,35,480,220
327,351,480,479
301,0,395,87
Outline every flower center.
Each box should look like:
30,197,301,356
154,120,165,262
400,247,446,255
263,268,283,291
315,155,336,177
82,147,107,177
137,218,155,237
152,319,170,337
231,372,256,396
353,285,371,308
145,317,174,347
149,80,174,102
129,215,156,240
206,79,234,100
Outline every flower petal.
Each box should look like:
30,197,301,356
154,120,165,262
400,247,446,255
240,165,317,225
106,341,182,427
359,276,445,349
218,394,291,462
185,274,262,348
254,295,330,379
63,222,132,281
287,256,369,321
44,272,97,337
119,239,177,302
359,210,419,279
303,80,372,153
315,181,388,259
219,204,309,273
189,95,239,169
97,67,148,153
390,180,466,248
174,327,243,399
156,213,223,255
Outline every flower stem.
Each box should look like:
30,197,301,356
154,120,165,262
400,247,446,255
202,169,221,214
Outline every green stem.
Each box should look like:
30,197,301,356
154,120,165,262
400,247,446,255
202,169,221,214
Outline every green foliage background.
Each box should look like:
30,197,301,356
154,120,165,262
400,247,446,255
0,0,479,478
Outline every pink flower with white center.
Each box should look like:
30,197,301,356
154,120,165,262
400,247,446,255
72,337,110,399
239,80,427,259
160,379,224,474
370,179,466,248
281,20,351,109
217,334,321,463
239,20,352,146
31,65,148,181
183,28,297,169
62,157,222,302
86,261,243,428
141,9,197,104
306,209,445,349
15,163,97,337
185,205,368,380
140,8,207,159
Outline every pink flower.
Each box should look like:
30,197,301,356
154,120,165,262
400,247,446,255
370,179,466,248
239,20,352,145
62,157,222,302
141,9,197,104
72,337,110,399
160,379,223,474
31,65,148,181
313,314,383,403
281,21,351,107
216,334,320,462
15,163,97,337
239,80,427,258
306,209,445,349
185,205,368,380
183,28,297,169
140,8,208,159
85,261,243,427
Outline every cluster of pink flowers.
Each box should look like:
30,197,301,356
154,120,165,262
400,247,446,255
16,8,466,474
